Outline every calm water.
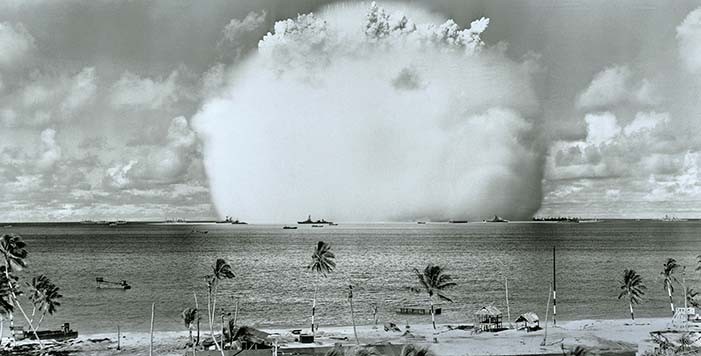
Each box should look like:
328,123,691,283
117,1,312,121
1,221,700,334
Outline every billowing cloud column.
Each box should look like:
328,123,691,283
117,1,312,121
194,2,544,222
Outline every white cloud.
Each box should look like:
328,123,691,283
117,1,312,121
0,22,34,70
577,66,631,109
584,112,620,145
623,111,669,136
110,71,179,110
677,7,701,73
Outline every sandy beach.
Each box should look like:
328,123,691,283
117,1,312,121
17,317,687,355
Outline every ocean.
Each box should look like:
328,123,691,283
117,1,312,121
1,220,699,334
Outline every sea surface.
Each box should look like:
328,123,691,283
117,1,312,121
1,220,700,335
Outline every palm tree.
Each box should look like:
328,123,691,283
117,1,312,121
410,264,456,342
400,344,434,356
564,345,589,356
206,258,235,353
618,269,646,320
308,241,335,339
661,258,680,316
182,307,198,356
0,234,41,346
26,275,62,330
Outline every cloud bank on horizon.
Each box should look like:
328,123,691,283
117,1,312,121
194,3,545,222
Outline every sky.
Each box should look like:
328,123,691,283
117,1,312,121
2,0,701,222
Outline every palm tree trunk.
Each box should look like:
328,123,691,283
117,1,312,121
311,283,317,339
189,327,195,356
0,315,4,347
194,292,200,345
3,265,42,348
429,296,437,343
36,313,45,330
629,301,634,320
349,290,358,345
668,286,675,316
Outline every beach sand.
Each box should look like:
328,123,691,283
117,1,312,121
17,318,682,355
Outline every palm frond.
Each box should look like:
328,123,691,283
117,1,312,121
309,241,336,277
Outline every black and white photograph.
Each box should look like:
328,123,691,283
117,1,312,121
2,0,701,355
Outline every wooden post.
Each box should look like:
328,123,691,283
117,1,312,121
552,246,557,326
150,303,155,356
541,282,552,346
233,298,239,327
117,325,121,350
505,276,511,328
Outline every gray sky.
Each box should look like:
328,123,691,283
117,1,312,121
1,0,701,221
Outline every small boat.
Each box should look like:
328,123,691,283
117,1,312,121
96,277,131,290
311,224,324,228
283,226,298,230
449,220,468,224
417,221,427,224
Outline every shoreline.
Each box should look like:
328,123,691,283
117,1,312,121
23,317,683,355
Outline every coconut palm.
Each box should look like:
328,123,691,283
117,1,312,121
0,234,41,346
400,344,434,356
182,307,198,356
206,258,235,353
618,269,646,320
26,275,61,330
410,264,456,342
661,258,680,316
564,345,589,356
308,241,335,338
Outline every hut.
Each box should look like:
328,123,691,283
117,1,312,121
474,306,503,332
515,312,540,332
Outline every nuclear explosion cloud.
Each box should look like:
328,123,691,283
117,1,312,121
193,2,545,222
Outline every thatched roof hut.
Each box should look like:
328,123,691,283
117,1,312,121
474,306,503,331
515,312,540,331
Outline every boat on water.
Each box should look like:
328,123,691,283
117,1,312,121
485,215,509,223
282,226,298,230
96,277,131,290
311,224,324,228
449,220,468,224
297,215,334,225
218,216,248,224
417,221,427,224
25,323,78,341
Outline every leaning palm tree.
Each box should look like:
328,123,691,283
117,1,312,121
206,258,235,353
182,307,198,356
661,258,680,316
308,241,335,339
410,264,456,342
0,234,42,346
618,269,646,320
26,275,62,330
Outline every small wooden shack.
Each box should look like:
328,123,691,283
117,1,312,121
474,306,503,331
515,312,540,331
